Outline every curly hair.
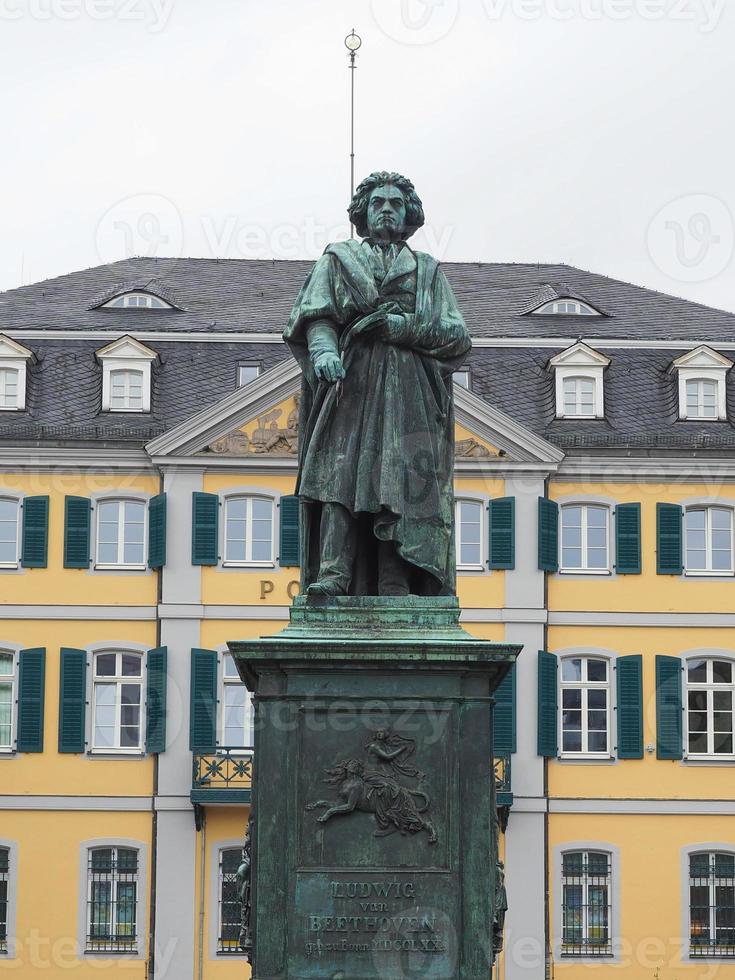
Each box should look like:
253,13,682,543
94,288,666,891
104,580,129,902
347,171,425,240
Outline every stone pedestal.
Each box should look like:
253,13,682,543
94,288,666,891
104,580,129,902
229,596,521,980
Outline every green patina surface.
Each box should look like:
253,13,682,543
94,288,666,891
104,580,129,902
229,598,520,980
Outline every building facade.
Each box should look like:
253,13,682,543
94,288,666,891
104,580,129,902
1,257,734,978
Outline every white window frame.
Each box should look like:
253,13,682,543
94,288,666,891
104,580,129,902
684,506,735,577
220,651,254,751
452,367,470,389
108,368,146,412
90,650,145,755
536,299,600,316
97,337,157,414
685,657,735,761
673,348,731,421
684,377,721,421
237,362,262,387
94,497,148,571
78,838,147,960
550,344,609,419
455,497,485,571
0,367,21,412
222,495,275,568
0,336,34,413
0,650,17,753
559,504,611,575
103,292,171,309
559,655,612,758
0,498,20,570
0,839,18,959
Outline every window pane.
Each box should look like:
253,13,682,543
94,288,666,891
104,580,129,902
238,364,261,386
223,654,239,678
0,681,12,747
587,659,607,682
562,730,582,752
713,733,733,754
562,689,582,709
121,654,141,677
688,731,708,754
688,659,707,683
713,661,733,684
0,653,12,677
96,654,116,677
562,658,582,682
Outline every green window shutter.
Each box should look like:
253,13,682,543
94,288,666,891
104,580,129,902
17,648,46,753
145,646,168,754
615,503,641,575
190,648,217,752
488,497,515,570
279,495,300,567
63,496,91,569
58,648,87,753
538,497,559,572
616,655,643,759
148,494,167,569
493,664,516,754
191,492,219,566
21,496,49,568
537,650,558,757
656,655,683,760
656,503,683,575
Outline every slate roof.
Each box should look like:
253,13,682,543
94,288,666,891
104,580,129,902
2,256,735,451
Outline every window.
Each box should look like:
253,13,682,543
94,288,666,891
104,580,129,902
685,507,734,575
452,368,470,389
686,379,719,419
560,657,610,755
218,847,242,954
103,292,170,309
560,505,609,573
86,847,139,953
562,377,597,417
97,336,157,413
689,852,735,957
0,499,19,568
221,653,254,748
96,499,146,569
109,369,145,412
224,496,274,566
537,299,600,316
238,363,262,387
686,659,735,758
561,850,612,956
0,369,19,410
0,847,8,954
0,654,14,751
455,499,483,570
92,652,143,752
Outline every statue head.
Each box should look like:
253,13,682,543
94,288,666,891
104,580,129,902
375,729,387,741
346,758,364,775
348,171,425,242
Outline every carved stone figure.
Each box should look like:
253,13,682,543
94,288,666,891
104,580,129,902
305,731,437,844
284,172,471,598
493,858,508,957
236,814,253,962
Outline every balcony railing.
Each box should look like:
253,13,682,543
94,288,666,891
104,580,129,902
191,748,253,804
493,754,513,830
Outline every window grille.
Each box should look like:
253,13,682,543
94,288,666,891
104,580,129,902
86,847,138,953
218,848,242,954
690,852,735,957
561,850,612,956
0,847,8,954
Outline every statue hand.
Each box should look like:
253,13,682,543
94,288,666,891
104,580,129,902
313,351,345,384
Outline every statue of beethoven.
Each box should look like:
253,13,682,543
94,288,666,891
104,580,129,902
284,172,471,597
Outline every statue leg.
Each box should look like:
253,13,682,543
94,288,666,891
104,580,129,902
307,503,357,596
377,540,412,597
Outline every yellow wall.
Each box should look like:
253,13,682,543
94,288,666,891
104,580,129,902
0,471,159,606
1,619,156,796
547,626,735,800
5,808,152,976
550,813,735,977
549,481,735,613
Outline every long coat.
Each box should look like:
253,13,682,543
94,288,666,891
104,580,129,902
283,239,471,595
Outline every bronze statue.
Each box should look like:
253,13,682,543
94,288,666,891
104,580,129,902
236,815,253,962
284,172,471,597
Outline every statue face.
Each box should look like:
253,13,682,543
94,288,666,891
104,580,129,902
366,183,407,242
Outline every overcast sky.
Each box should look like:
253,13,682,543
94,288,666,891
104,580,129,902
2,0,734,314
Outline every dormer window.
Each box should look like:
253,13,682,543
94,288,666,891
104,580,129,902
103,292,171,310
96,336,158,414
0,335,34,412
549,343,610,420
672,346,732,422
536,299,600,316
